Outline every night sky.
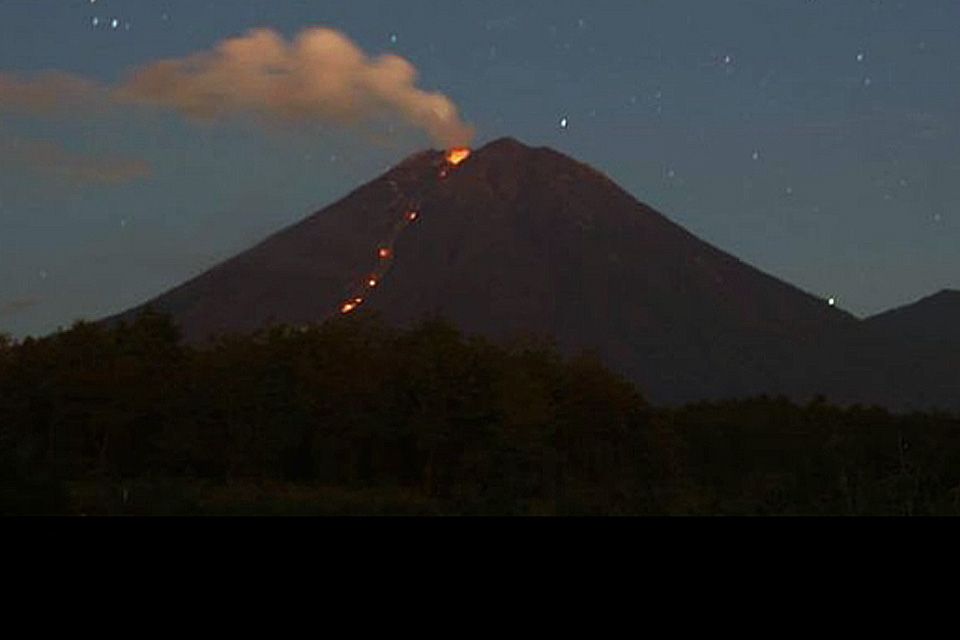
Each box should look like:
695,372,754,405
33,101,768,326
1,0,958,338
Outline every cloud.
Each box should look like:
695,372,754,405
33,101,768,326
0,137,152,185
0,71,102,113
0,27,475,148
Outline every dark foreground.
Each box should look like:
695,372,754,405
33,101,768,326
2,311,959,516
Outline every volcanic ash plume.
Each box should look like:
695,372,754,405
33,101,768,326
114,27,475,148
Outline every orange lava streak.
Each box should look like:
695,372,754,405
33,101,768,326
340,297,364,314
445,147,471,166
406,211,419,221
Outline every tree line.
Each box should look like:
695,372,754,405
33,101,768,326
2,310,959,515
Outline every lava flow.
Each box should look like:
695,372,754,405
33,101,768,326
338,147,464,315
339,206,422,314
340,298,363,314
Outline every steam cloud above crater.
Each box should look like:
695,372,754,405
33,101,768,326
1,27,475,148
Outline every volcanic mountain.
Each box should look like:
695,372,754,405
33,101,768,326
107,137,957,409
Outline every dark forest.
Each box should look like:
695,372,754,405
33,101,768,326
2,310,958,516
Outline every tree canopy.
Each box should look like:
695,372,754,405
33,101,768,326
2,310,958,515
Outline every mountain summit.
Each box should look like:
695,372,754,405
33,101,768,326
107,137,956,408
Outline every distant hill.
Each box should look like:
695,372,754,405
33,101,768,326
106,137,958,410
837,290,960,410
865,290,960,346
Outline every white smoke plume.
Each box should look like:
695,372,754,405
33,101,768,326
115,28,475,146
0,27,475,148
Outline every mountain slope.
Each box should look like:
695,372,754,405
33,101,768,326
107,137,954,408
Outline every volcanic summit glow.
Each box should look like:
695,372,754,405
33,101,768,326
445,148,471,166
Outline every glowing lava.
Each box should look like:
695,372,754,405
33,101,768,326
445,147,471,166
338,175,433,317
341,298,363,314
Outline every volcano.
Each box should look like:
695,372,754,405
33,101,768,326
107,137,958,409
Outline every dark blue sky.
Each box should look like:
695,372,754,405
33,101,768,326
1,0,958,337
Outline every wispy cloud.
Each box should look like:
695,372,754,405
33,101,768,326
0,71,102,113
0,137,152,185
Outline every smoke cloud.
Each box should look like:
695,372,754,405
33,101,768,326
0,137,152,185
0,71,101,113
0,27,475,148
116,27,474,146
